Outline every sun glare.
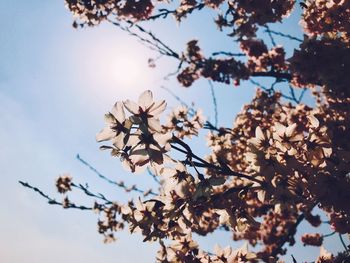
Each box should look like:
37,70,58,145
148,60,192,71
83,40,156,99
109,53,148,88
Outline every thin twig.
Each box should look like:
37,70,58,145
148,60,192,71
107,19,180,59
71,183,113,204
170,136,264,185
264,28,303,43
322,231,336,238
211,51,245,57
289,85,298,102
251,71,292,81
263,25,277,46
271,213,306,256
250,79,300,103
162,86,229,133
130,22,180,59
76,154,157,196
160,86,196,115
298,88,307,103
339,234,348,251
208,80,218,127
146,3,205,21
19,181,92,210
147,167,161,184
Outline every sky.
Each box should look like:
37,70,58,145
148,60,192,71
0,1,346,262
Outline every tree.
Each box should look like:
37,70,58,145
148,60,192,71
21,0,350,262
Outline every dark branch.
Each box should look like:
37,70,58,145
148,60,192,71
147,167,161,184
263,28,303,43
271,213,305,257
208,80,218,127
263,25,277,46
71,183,113,204
146,3,206,21
77,154,158,196
107,19,180,59
19,181,92,211
252,71,292,81
211,51,245,57
339,234,349,251
171,136,264,185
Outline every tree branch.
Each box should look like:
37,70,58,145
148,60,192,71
146,3,206,21
19,181,92,211
171,136,264,185
263,28,303,43
77,154,158,196
252,71,292,81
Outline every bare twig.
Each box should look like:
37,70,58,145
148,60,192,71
263,28,303,43
211,51,245,57
250,79,301,103
251,71,292,81
263,25,277,46
208,80,218,127
146,3,206,21
19,181,92,210
160,86,196,117
339,234,349,251
271,213,306,257
76,154,158,196
147,167,161,184
162,86,231,134
298,88,307,103
130,22,180,59
71,183,113,204
322,231,336,238
163,60,185,80
171,136,264,185
107,19,180,59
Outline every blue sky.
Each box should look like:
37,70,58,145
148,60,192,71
0,1,345,262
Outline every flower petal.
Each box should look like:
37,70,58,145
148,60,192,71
112,133,125,149
274,122,286,137
123,99,139,114
255,126,265,141
96,127,115,142
104,113,115,124
148,118,162,132
308,115,320,128
111,101,125,123
138,90,153,110
154,132,172,145
127,133,141,147
149,100,167,116
130,148,149,166
285,123,297,137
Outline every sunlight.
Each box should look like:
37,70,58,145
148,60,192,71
81,37,156,101
108,52,149,88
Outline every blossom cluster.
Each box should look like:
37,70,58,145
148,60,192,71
56,174,72,194
289,37,350,98
244,45,287,73
177,40,250,87
301,0,350,44
65,0,154,25
163,105,205,139
96,90,171,173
